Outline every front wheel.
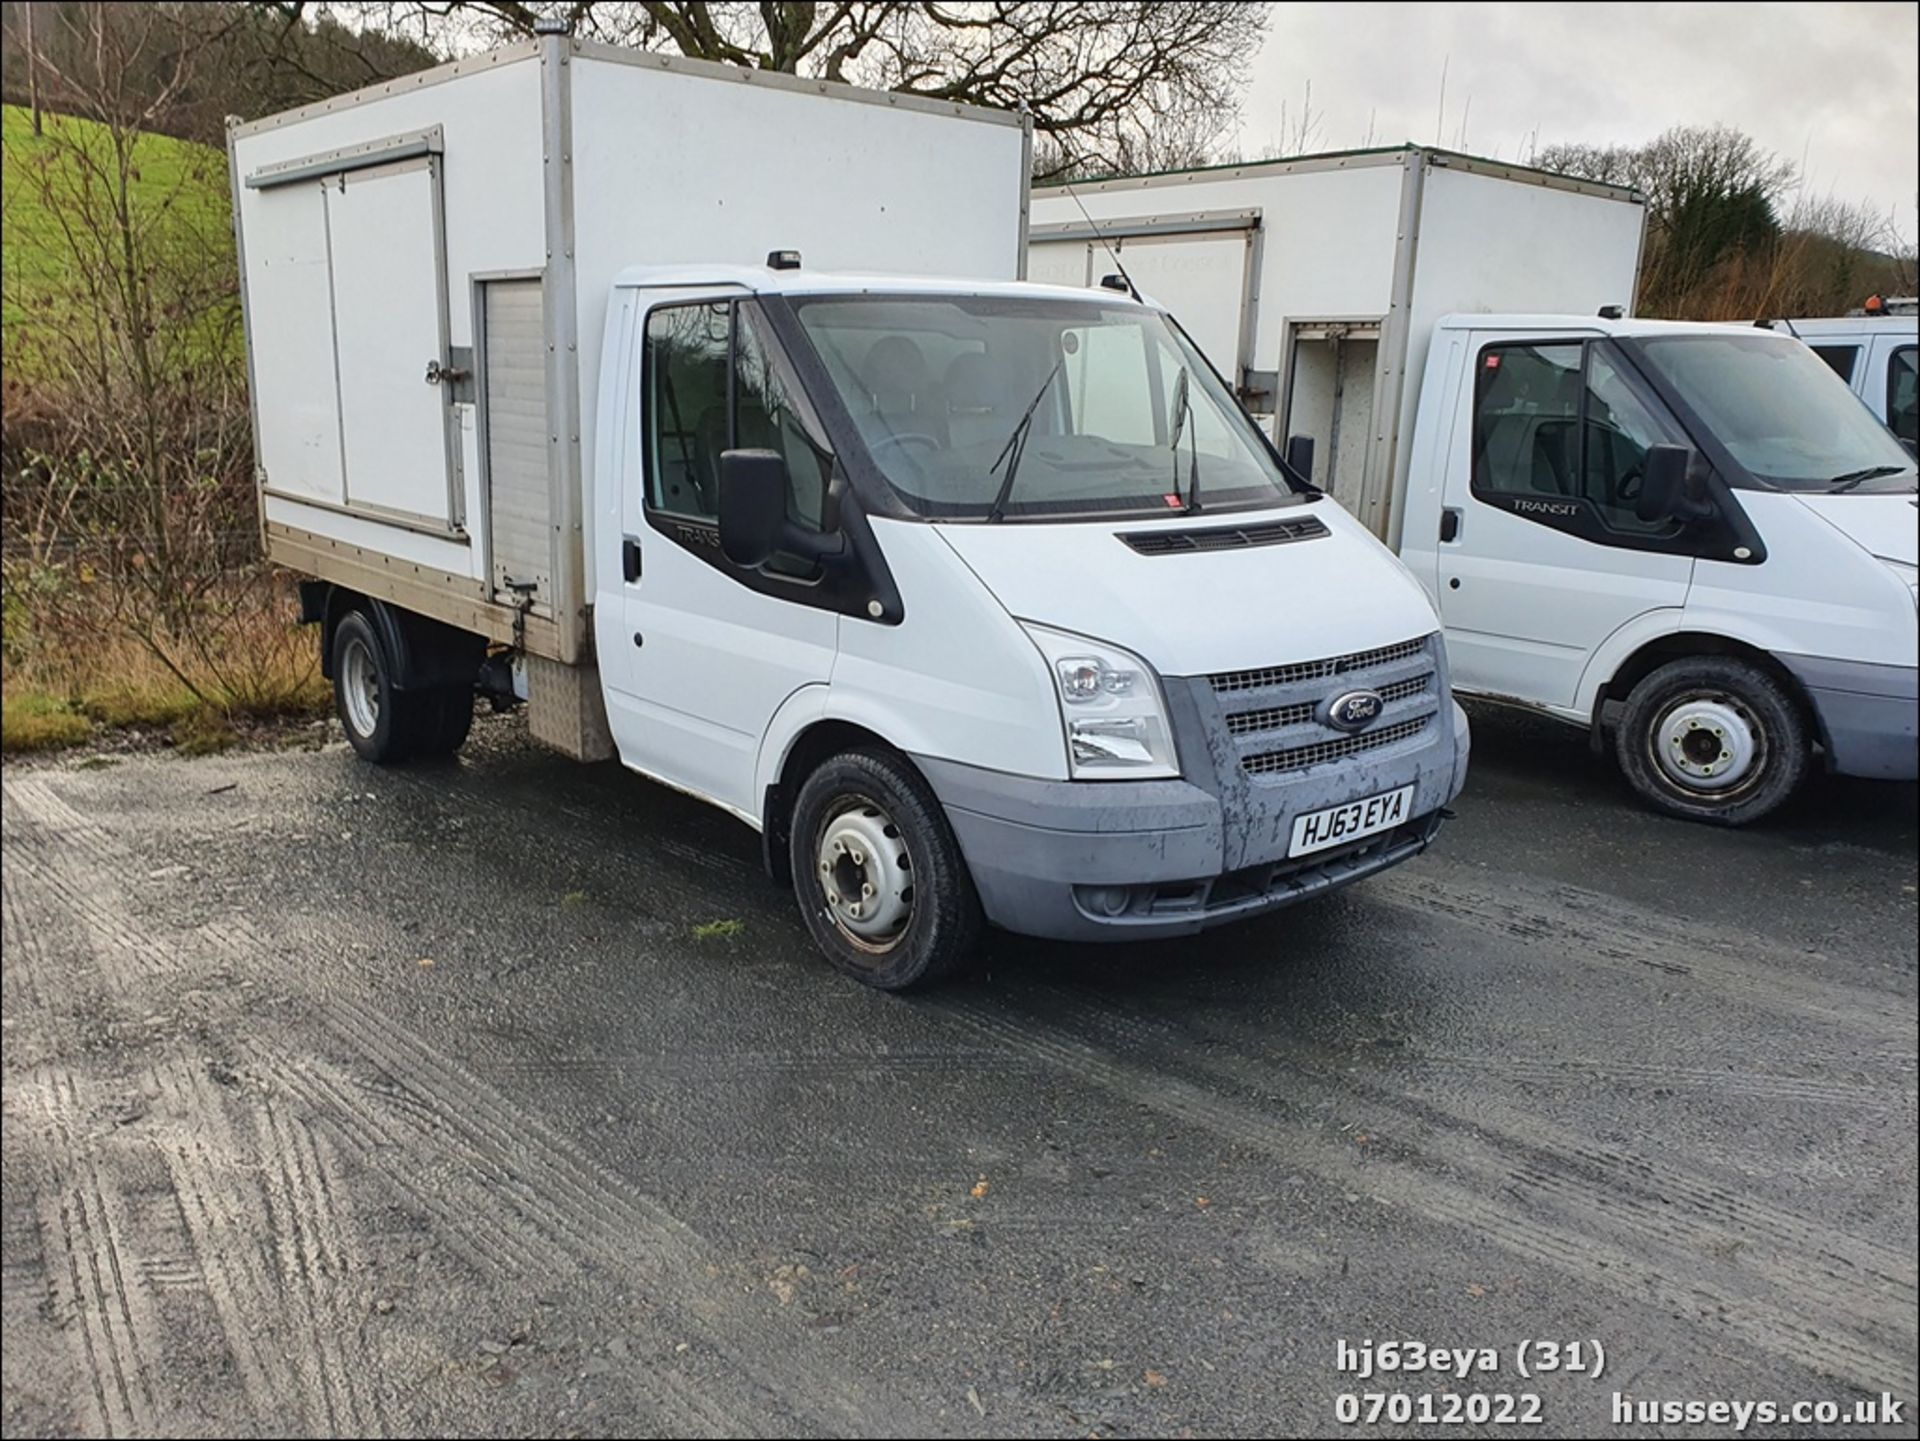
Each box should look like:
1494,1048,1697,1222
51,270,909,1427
1614,656,1807,826
788,749,983,990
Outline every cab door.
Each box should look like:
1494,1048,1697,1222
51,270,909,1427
1433,333,1696,710
600,290,839,820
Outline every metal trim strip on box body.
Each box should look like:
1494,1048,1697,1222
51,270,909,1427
230,45,541,138
225,117,269,555
1017,109,1033,278
244,126,445,188
264,488,470,541
266,522,570,659
1029,207,1262,243
569,38,1025,128
1035,147,1414,197
1033,145,1640,205
541,25,588,664
1369,150,1427,548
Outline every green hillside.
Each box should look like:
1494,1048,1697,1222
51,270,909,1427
1,103,234,375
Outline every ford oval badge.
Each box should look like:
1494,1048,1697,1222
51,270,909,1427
1324,689,1384,733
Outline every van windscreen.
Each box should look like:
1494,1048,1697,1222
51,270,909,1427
788,294,1302,521
1632,333,1916,494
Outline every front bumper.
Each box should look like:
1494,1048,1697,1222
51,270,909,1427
1780,655,1918,780
915,696,1470,943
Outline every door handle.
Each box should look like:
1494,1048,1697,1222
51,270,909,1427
1439,507,1462,543
622,536,642,583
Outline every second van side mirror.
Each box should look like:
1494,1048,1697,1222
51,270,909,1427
1284,433,1315,484
718,449,846,570
1634,444,1712,524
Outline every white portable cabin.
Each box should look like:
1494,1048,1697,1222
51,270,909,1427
229,26,1031,676
1028,147,1646,546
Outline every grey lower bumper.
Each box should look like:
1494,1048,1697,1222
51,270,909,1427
914,700,1470,943
1780,654,1918,781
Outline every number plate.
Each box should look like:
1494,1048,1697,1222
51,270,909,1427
1288,785,1414,857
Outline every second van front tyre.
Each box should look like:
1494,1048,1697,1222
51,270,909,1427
1615,656,1807,826
789,748,983,991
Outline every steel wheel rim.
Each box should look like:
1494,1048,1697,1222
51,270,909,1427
1651,691,1764,796
816,797,914,956
341,636,381,738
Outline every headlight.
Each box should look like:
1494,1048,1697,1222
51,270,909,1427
1020,622,1179,779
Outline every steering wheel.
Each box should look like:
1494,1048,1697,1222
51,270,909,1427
871,432,942,456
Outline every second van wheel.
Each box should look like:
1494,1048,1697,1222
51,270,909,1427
1615,656,1807,826
789,748,983,990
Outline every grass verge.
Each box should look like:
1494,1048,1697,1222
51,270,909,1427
1,587,331,758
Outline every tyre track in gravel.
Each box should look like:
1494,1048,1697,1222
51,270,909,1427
10,771,735,1435
1030,982,1918,1308
4,857,162,1438
926,988,1919,1398
359,754,1919,1389
5,768,945,1440
7,775,386,1436
1373,865,1913,1041
1398,1052,1912,1112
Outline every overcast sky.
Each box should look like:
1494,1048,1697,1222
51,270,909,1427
1232,1,1918,245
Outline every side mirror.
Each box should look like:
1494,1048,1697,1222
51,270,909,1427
718,449,789,568
718,448,847,570
1284,433,1315,484
1634,444,1711,524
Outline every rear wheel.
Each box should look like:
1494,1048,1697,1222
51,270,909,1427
405,684,474,760
332,612,410,764
331,611,474,763
788,748,982,990
1615,656,1807,826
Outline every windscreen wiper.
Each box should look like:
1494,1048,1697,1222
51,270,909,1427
986,359,1064,523
1826,464,1908,492
1168,366,1200,513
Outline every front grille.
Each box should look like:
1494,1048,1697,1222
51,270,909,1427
1209,636,1429,695
1225,672,1433,737
1241,715,1430,776
1120,516,1329,555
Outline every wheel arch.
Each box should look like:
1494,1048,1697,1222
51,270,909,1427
759,717,928,885
1589,631,1818,743
314,587,483,692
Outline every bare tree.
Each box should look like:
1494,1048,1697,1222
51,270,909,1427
345,1,1268,179
1538,123,1910,319
2,3,292,713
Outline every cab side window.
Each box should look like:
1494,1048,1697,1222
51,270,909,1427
1811,344,1860,383
645,302,729,522
735,305,832,530
1472,343,1583,501
1473,340,1682,539
644,300,834,533
1888,345,1917,447
1581,347,1685,533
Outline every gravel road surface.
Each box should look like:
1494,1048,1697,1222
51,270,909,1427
3,705,1915,1438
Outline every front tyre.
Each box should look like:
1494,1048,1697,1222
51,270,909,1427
789,749,983,990
1615,656,1807,826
